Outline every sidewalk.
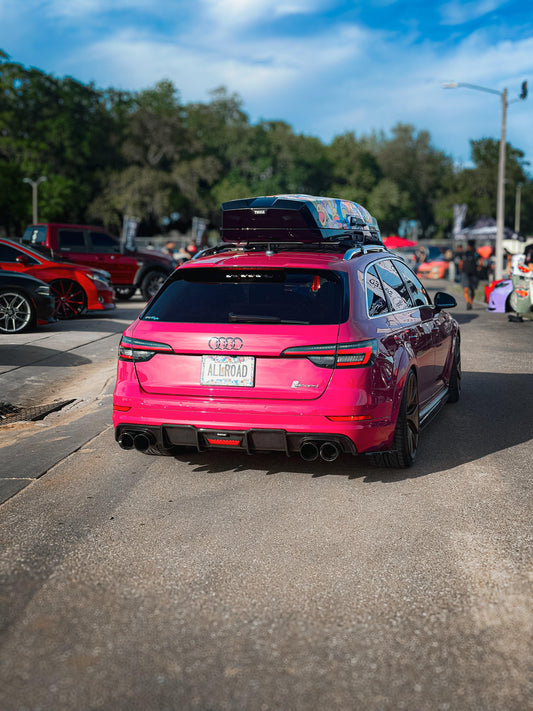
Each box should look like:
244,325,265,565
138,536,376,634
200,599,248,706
0,300,142,502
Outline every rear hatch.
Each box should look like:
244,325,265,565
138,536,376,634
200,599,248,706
130,264,348,400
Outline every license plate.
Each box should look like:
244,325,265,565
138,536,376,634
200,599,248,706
201,355,255,387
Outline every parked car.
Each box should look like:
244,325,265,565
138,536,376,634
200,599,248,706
486,278,513,312
20,223,176,300
0,238,115,320
0,268,55,333
389,246,418,269
113,194,460,469
416,246,449,280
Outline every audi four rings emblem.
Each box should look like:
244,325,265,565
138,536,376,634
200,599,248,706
208,337,243,351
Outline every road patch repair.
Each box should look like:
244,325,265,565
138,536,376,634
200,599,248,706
0,400,75,425
0,384,114,505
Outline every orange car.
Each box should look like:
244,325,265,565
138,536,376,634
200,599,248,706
416,247,449,280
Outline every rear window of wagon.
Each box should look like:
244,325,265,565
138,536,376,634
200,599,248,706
141,268,349,325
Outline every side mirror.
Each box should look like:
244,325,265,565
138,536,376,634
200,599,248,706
16,254,30,265
434,291,457,312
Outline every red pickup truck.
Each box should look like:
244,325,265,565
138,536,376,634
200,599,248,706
21,223,176,300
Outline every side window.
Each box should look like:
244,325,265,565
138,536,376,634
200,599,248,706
394,260,430,307
0,244,38,264
365,265,389,317
89,231,120,253
58,229,87,252
375,259,413,311
22,226,47,246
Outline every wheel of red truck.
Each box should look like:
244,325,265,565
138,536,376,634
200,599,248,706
50,279,87,319
141,270,166,300
114,286,137,300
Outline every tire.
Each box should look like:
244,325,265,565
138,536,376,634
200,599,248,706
50,279,87,320
141,270,167,301
373,370,419,468
114,286,136,301
0,289,35,333
447,341,461,403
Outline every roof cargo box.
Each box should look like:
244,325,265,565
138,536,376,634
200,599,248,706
221,194,382,245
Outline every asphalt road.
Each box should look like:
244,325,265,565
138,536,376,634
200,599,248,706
0,283,531,711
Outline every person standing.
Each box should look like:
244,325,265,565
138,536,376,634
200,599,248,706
459,239,481,310
453,244,464,283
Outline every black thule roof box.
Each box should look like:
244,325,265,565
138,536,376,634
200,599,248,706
221,194,382,246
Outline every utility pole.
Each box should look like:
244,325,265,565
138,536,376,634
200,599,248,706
22,176,47,223
495,88,507,281
443,80,528,281
514,183,522,234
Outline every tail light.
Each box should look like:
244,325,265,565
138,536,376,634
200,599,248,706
281,340,376,368
118,335,174,362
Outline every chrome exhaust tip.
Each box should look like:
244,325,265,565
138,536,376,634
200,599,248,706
300,440,319,461
320,441,340,462
118,432,134,450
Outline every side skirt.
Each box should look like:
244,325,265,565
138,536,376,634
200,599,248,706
419,387,449,430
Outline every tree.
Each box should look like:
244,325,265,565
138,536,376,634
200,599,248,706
0,55,122,231
442,138,532,235
365,124,454,236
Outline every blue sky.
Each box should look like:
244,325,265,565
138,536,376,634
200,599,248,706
1,0,532,168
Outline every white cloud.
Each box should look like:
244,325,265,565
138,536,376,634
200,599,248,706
2,1,532,165
200,0,329,28
439,0,507,26
39,0,145,19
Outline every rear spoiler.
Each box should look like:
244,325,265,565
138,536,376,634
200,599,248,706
221,194,382,246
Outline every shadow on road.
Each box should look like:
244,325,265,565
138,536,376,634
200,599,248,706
453,313,480,325
172,370,533,482
0,345,91,368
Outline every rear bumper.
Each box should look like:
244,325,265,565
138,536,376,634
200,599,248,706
112,393,395,455
115,423,359,455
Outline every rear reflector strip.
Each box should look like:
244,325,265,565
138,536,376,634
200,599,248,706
206,439,241,446
326,415,372,422
113,405,131,412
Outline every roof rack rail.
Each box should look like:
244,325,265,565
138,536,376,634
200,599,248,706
343,244,388,260
191,239,389,261
192,243,241,260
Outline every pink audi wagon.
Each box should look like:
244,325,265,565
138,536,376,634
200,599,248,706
113,195,460,468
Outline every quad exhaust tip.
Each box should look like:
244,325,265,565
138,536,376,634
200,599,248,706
118,431,154,452
119,430,341,460
320,441,340,462
299,440,341,462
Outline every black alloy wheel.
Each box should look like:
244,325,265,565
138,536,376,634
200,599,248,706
141,270,166,300
0,289,35,333
50,279,87,320
373,370,419,469
115,286,137,300
447,341,461,403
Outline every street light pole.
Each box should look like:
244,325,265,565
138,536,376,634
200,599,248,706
22,176,47,223
443,81,527,281
514,183,522,234
496,88,507,281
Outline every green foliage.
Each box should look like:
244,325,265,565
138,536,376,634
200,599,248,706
1,55,532,239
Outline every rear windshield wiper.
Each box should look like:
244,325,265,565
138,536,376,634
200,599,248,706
229,313,309,325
